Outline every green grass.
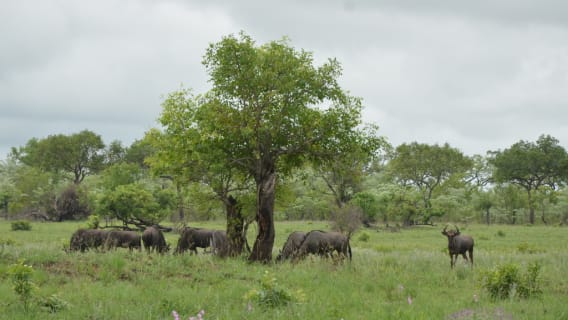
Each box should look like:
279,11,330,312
0,220,567,319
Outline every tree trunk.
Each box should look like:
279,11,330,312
527,189,535,224
485,208,491,225
248,170,276,263
226,195,245,257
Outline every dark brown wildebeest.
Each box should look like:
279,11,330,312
210,230,229,257
142,225,169,253
294,230,352,261
442,225,474,268
276,231,307,262
175,227,219,255
69,229,109,252
105,230,142,251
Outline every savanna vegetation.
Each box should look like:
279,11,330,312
1,31,568,318
1,221,567,319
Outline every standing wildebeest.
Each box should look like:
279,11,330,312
294,230,352,261
69,229,109,252
105,230,142,251
275,231,307,262
442,225,474,268
175,227,218,255
210,230,229,257
142,225,169,253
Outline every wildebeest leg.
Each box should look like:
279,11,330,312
450,253,455,268
468,249,474,268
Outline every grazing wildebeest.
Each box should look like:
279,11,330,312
275,231,307,262
294,230,352,261
210,230,229,257
442,225,474,268
142,225,169,253
105,230,142,251
69,229,109,252
175,227,218,255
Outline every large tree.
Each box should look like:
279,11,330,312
489,134,568,224
163,32,374,262
387,142,472,224
201,33,379,261
12,130,105,184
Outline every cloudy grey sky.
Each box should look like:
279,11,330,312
1,0,567,161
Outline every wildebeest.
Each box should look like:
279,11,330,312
69,229,109,252
275,231,307,262
142,225,169,253
175,227,220,255
442,225,474,268
294,230,352,261
105,230,142,251
210,230,229,257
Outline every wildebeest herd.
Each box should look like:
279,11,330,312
69,224,473,267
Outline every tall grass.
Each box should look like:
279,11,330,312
0,221,566,319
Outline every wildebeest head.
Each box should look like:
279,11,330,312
441,225,460,238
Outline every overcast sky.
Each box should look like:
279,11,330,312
1,0,567,161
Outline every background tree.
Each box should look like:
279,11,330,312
12,130,105,184
97,183,176,229
489,134,568,224
387,142,472,224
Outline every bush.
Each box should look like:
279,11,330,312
480,262,542,300
357,232,370,242
11,220,32,231
8,260,36,310
86,214,100,229
244,271,304,308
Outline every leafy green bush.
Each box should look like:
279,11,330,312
11,220,32,231
496,230,506,237
480,262,542,300
8,260,36,310
86,214,100,229
358,232,370,242
244,271,304,308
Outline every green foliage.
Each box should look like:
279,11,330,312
86,214,100,229
12,130,106,184
480,262,543,300
244,270,304,308
352,191,379,223
496,230,506,237
388,142,472,224
357,232,370,242
11,220,32,231
490,134,568,224
8,260,36,309
97,183,175,226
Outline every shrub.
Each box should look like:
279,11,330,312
86,214,100,229
11,220,32,231
358,232,370,242
244,271,304,308
495,230,505,237
8,260,36,310
480,262,542,300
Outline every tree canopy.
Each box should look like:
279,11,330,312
489,134,568,224
11,130,105,184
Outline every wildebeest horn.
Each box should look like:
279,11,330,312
454,224,460,233
442,225,448,232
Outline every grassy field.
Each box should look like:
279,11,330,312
0,220,567,319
